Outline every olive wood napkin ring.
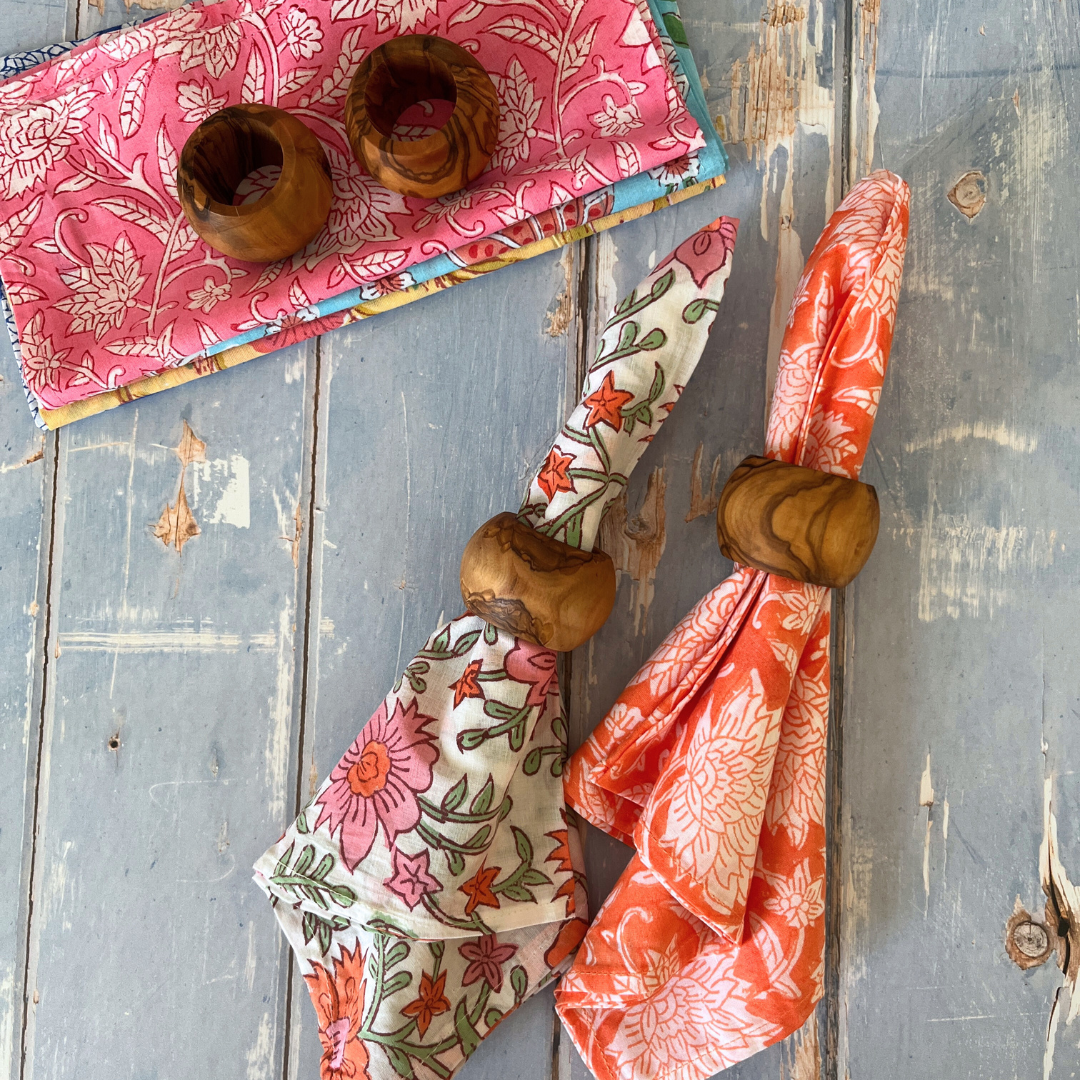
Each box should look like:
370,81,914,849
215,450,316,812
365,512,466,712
345,34,500,199
178,104,333,263
716,455,880,588
460,512,616,652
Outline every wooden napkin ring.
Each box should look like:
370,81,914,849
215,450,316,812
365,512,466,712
460,512,616,652
178,104,333,263
716,455,880,588
345,34,500,199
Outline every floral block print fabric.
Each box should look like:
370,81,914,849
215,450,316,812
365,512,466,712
556,171,910,1080
33,178,724,428
253,217,738,1080
0,0,706,412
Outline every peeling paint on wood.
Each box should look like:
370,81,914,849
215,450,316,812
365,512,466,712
1040,778,1080,1021
685,442,722,522
598,467,667,635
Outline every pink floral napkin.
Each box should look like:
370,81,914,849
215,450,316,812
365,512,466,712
0,0,704,410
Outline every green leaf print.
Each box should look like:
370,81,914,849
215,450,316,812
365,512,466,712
662,10,689,46
454,999,482,1058
269,843,357,910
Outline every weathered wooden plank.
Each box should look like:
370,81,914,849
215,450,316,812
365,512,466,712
0,345,50,1080
840,0,1080,1076
286,245,580,1079
20,342,315,1080
564,0,841,1075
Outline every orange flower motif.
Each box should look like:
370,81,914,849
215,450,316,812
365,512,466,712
449,659,485,708
582,371,635,432
545,825,576,909
537,448,576,501
303,944,371,1080
402,970,451,1036
459,863,501,915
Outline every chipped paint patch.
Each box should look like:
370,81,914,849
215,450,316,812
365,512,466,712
897,496,1057,621
154,421,206,553
594,230,620,332
0,965,14,1080
191,455,251,529
903,421,1037,455
685,443,723,522
919,754,934,910
0,444,44,474
852,0,881,176
245,1011,274,1080
785,1013,821,1080
726,0,831,419
1040,777,1080,1022
599,467,667,634
545,246,574,337
264,605,295,824
56,630,276,653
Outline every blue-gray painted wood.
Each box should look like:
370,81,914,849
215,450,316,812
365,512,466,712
14,0,1080,1077
19,342,315,1080
840,1,1080,1076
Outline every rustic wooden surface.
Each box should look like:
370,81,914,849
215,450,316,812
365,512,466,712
2,0,1077,1079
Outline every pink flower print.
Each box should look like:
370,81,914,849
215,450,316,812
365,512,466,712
657,217,738,289
504,639,557,710
591,94,642,138
314,698,439,871
383,848,442,910
186,276,232,313
458,934,518,992
20,310,70,394
176,80,227,124
55,234,147,340
0,84,96,199
282,7,323,59
491,59,542,172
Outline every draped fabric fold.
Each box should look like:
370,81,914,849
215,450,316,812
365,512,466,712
556,171,909,1080
253,216,738,1080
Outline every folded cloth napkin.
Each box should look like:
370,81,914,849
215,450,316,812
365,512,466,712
555,171,909,1080
0,0,715,420
253,216,737,1080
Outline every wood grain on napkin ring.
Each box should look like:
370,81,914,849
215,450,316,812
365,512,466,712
177,104,332,263
460,513,616,652
345,34,500,199
716,455,880,588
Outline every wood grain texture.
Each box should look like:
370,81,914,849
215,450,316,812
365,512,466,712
716,455,879,588
460,512,616,651
178,104,333,263
838,0,1080,1076
345,34,499,199
18,342,315,1080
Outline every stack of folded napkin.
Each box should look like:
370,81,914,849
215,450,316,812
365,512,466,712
0,0,726,428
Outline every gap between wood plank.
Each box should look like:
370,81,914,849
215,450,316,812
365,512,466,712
279,334,325,1080
17,430,60,1080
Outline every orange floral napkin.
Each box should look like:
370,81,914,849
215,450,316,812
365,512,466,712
555,171,910,1080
